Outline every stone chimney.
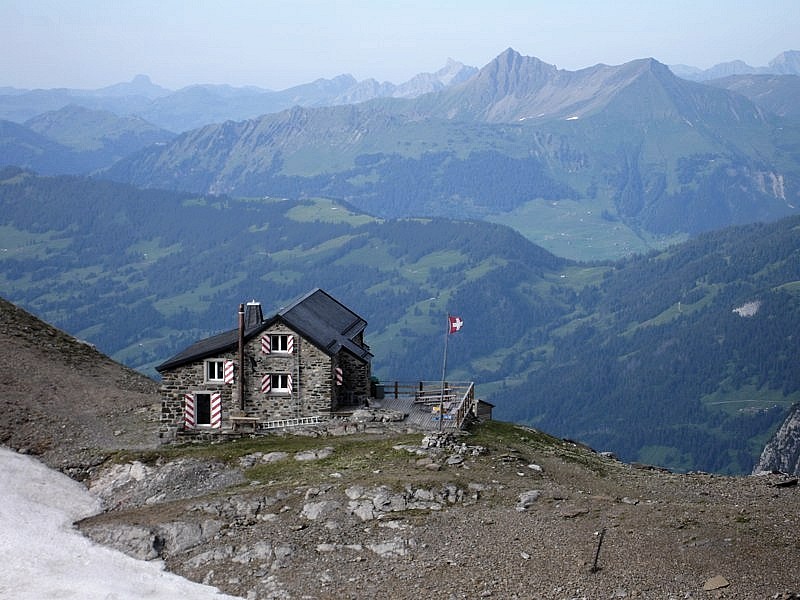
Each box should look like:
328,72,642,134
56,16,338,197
244,300,263,329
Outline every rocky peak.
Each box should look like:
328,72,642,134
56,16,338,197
435,58,478,86
754,403,800,475
476,48,559,96
769,50,800,74
390,59,478,99
95,74,171,99
309,73,358,93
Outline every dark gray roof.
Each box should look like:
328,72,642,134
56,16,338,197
156,288,371,372
279,288,371,361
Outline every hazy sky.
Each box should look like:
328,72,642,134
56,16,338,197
1,0,798,91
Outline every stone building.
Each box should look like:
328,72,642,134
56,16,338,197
156,288,372,438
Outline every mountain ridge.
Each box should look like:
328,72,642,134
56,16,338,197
0,295,159,470
100,49,798,241
669,49,800,80
0,60,478,132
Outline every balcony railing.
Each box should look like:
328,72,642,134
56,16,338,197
379,380,476,430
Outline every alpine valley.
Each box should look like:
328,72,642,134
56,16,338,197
2,48,800,475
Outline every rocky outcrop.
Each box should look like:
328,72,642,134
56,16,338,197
88,457,246,510
81,519,224,561
754,404,800,475
69,427,800,599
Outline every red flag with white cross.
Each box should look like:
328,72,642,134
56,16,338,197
448,315,464,334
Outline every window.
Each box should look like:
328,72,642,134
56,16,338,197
261,373,293,395
271,334,291,353
205,359,225,382
271,373,292,393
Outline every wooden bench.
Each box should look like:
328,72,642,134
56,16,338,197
229,415,260,431
414,392,456,405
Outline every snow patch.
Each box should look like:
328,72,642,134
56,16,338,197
732,300,761,317
0,447,242,600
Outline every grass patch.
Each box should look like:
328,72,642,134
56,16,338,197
488,198,683,261
285,198,375,226
0,225,71,259
700,385,798,415
114,432,428,488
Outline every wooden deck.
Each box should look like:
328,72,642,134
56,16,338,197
376,380,475,431
371,396,456,431
221,381,475,434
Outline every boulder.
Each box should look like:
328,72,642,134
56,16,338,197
301,500,342,520
294,447,334,461
516,490,541,511
79,523,159,561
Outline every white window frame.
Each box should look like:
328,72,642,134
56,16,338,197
271,373,291,394
270,334,291,354
204,359,225,383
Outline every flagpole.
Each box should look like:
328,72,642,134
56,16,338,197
439,313,450,433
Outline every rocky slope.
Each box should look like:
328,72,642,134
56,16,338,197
0,296,160,472
755,403,800,476
77,426,800,599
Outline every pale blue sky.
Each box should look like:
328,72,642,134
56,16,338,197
1,0,797,90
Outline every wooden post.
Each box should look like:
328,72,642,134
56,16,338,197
238,303,245,412
590,528,606,573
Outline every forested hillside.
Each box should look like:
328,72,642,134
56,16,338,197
494,219,800,473
0,167,568,378
1,169,798,473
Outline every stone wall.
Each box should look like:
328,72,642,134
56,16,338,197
335,351,371,408
246,326,334,420
159,324,371,437
160,356,236,438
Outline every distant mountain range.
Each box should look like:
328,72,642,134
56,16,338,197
101,49,800,246
0,105,174,174
703,73,800,120
2,48,799,259
0,60,478,132
670,50,800,80
1,50,798,131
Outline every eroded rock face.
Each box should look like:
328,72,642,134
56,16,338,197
754,404,800,475
88,458,246,510
81,519,223,561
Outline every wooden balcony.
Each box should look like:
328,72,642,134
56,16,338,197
372,380,476,431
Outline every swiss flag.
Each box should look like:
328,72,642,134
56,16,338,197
448,315,464,334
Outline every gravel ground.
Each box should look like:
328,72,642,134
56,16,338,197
78,431,800,600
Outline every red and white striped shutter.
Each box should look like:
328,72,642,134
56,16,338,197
184,393,196,429
287,374,293,394
210,392,222,429
335,366,343,386
261,335,270,354
261,374,271,394
287,335,294,354
223,360,234,384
